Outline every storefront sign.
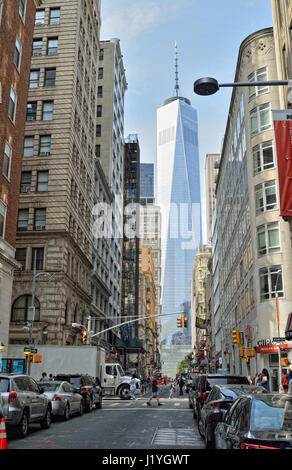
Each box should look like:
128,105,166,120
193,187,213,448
256,344,292,354
273,110,292,217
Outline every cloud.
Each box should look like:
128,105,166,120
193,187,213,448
101,0,189,43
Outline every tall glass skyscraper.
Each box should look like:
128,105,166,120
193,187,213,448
157,94,202,346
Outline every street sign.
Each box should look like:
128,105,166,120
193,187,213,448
273,337,286,343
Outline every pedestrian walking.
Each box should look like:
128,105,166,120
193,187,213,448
282,370,289,393
130,374,139,401
169,381,176,399
178,375,184,396
147,377,162,406
288,376,292,395
261,368,270,392
39,372,50,382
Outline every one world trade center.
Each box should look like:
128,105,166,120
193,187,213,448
157,43,202,348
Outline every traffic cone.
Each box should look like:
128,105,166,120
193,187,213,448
0,418,8,449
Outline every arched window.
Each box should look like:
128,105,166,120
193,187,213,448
11,295,40,322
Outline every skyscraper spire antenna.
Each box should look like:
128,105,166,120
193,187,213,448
174,41,179,97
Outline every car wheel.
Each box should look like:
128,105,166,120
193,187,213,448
78,401,84,416
85,398,93,413
15,409,29,438
119,385,130,400
205,424,214,449
63,403,70,421
96,397,102,409
40,407,51,429
197,416,204,438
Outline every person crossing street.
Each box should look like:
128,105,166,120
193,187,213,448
147,377,163,406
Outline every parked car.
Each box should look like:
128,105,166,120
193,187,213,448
54,374,102,412
0,373,51,438
37,381,84,421
197,384,267,448
214,393,292,449
185,373,198,394
189,373,249,419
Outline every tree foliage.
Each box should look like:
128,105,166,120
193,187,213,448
177,352,192,375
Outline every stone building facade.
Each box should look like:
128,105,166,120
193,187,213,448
10,0,102,347
213,28,292,387
0,0,41,353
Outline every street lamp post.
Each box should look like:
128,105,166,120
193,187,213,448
26,251,55,375
193,77,291,96
274,269,284,393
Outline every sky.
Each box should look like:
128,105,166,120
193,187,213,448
100,0,273,242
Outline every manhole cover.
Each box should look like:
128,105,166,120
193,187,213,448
151,428,201,447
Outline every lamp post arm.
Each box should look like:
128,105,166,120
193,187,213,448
90,311,185,339
219,80,290,88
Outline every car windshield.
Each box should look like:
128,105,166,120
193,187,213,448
221,386,264,399
250,396,292,431
0,379,9,393
69,377,81,387
39,383,59,392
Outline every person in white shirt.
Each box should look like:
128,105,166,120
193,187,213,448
130,374,139,401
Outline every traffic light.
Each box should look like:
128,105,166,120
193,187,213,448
82,330,88,344
177,317,183,328
183,316,188,328
232,329,241,345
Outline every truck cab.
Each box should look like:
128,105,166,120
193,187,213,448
100,363,140,400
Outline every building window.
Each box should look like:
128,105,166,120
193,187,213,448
0,1,3,25
96,124,101,137
44,68,56,87
97,86,102,98
3,142,12,179
24,136,34,157
35,9,45,25
31,247,44,270
11,295,40,322
257,221,281,256
8,88,17,122
49,8,60,24
97,105,102,117
0,199,6,238
248,67,269,101
259,265,284,301
26,102,37,121
47,37,58,55
14,37,22,69
99,49,104,60
255,180,278,215
250,103,272,136
15,248,27,269
19,0,26,20
98,67,103,79
20,171,32,193
29,69,40,88
42,101,54,120
17,209,29,231
34,208,46,230
32,38,43,56
36,171,48,192
253,140,275,175
95,144,100,158
39,135,51,155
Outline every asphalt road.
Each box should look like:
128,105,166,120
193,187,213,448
6,385,205,450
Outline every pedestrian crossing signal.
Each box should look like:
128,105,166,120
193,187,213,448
177,317,183,328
